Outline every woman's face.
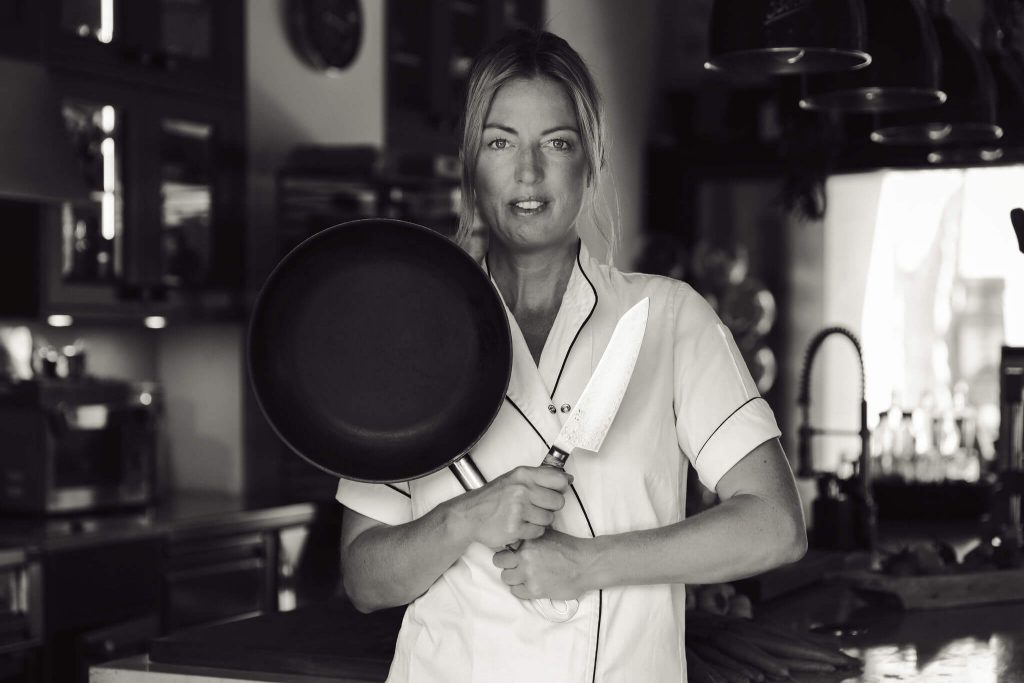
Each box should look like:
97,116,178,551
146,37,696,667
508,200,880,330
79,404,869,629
474,77,587,253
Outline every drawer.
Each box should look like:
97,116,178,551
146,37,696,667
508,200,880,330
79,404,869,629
164,532,274,632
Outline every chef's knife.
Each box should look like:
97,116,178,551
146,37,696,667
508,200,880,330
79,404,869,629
541,296,649,471
511,297,649,622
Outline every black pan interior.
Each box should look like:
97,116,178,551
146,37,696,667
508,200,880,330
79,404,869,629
248,219,511,483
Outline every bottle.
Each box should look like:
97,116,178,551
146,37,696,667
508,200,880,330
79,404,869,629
895,410,917,482
912,392,937,482
951,381,981,482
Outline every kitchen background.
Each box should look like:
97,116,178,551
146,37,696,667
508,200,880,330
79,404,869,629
2,0,1024,680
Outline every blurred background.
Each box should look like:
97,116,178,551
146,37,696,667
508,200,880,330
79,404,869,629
1,0,1024,680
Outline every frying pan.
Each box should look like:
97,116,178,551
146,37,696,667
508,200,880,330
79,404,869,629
247,219,581,626
247,218,511,485
249,219,577,622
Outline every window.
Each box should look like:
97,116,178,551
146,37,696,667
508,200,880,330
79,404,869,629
823,166,1024,480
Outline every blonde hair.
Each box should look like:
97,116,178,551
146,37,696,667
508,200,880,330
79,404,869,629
455,30,619,261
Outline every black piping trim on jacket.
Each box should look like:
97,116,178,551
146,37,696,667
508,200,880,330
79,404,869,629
386,483,411,498
506,393,602,683
569,483,602,683
495,242,602,681
503,396,547,446
695,396,760,462
550,241,598,398
593,590,602,683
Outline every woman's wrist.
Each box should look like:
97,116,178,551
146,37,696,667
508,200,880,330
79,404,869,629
436,495,475,552
577,534,615,593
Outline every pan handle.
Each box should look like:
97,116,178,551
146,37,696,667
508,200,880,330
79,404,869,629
448,456,581,623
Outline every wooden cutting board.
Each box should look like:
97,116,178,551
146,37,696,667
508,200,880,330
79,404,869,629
734,549,848,602
837,567,1024,610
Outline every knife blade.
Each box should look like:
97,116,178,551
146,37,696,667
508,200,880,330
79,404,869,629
542,296,649,469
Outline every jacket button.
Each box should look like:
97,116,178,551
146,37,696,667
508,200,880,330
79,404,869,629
547,404,557,414
560,404,571,413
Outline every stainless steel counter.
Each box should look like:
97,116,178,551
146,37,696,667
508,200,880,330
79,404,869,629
0,490,320,554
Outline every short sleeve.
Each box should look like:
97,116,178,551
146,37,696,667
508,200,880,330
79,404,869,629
672,287,781,492
336,478,414,526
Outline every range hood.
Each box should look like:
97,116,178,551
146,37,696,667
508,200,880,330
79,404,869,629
0,58,91,206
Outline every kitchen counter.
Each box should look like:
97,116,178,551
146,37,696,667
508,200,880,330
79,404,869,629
0,491,322,554
94,598,400,683
757,580,1024,682
2,491,340,682
92,578,1024,683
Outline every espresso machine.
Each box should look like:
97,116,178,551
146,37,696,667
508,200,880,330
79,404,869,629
993,346,1024,559
992,210,1024,558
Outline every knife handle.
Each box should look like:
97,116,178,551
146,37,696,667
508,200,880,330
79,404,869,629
541,444,570,469
504,445,571,552
502,444,580,622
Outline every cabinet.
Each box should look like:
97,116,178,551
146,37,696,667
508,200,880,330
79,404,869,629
0,551,40,683
162,531,275,632
44,0,242,99
20,77,245,319
0,0,245,322
0,1,44,60
386,0,543,154
40,538,162,683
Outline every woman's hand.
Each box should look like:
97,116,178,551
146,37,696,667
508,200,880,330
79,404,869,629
450,466,571,549
492,529,591,600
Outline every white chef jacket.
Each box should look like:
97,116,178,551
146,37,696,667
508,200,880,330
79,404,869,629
336,242,781,683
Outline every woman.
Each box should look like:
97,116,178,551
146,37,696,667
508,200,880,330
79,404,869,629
337,30,806,682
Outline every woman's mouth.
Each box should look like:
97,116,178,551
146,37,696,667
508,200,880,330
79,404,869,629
510,199,548,215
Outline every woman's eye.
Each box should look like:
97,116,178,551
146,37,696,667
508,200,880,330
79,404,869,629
547,138,572,152
487,138,509,150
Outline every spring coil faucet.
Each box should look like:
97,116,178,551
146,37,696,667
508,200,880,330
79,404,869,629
797,326,878,556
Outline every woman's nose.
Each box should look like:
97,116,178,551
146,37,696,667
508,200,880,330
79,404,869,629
514,147,543,184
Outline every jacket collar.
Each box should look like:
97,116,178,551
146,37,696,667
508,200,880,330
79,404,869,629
484,241,599,446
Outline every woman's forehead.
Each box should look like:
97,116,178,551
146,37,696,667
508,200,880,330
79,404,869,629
485,76,577,130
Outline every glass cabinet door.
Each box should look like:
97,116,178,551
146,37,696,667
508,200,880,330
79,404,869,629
158,0,213,63
58,0,117,46
158,118,213,288
151,97,243,292
153,0,242,94
51,0,132,65
59,97,124,285
47,0,241,95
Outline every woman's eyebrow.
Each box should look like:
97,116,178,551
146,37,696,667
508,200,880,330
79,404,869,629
483,123,516,135
482,123,580,136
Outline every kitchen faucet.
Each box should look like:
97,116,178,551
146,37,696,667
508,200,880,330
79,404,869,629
797,326,878,558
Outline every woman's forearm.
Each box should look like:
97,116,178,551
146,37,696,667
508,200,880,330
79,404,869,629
584,492,807,590
342,466,574,612
342,501,470,612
